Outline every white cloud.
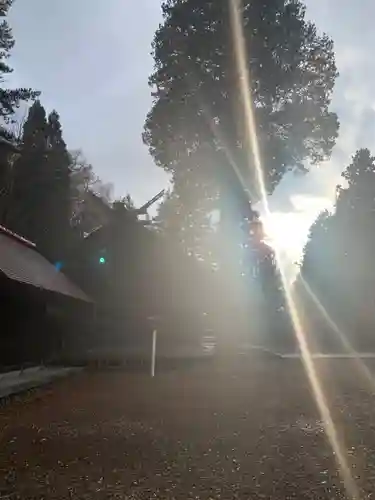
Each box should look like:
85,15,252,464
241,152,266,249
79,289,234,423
290,195,333,214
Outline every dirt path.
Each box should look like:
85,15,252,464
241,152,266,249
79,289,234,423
1,358,375,499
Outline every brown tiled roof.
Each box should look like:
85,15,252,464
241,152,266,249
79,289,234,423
0,226,91,302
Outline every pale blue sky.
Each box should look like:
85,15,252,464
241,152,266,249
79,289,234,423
7,0,375,257
8,0,168,205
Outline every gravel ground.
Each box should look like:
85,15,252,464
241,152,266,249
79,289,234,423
1,357,375,499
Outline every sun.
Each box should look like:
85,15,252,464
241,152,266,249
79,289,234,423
262,212,308,260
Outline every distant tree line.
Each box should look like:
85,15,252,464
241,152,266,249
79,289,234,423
297,149,375,351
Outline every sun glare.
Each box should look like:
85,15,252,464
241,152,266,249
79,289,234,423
262,212,307,259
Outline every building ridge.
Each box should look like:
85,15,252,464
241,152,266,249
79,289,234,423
0,225,36,249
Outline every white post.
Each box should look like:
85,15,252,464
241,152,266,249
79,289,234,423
151,329,157,377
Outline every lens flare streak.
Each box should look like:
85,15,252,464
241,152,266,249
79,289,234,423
300,274,375,395
228,1,359,497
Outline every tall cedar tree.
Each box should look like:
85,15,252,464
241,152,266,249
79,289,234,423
298,149,375,350
7,101,50,244
144,1,339,341
46,110,71,261
0,0,39,121
7,102,71,261
144,0,339,214
156,188,216,263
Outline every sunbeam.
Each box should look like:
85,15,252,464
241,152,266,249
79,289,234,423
299,274,375,394
228,0,359,497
